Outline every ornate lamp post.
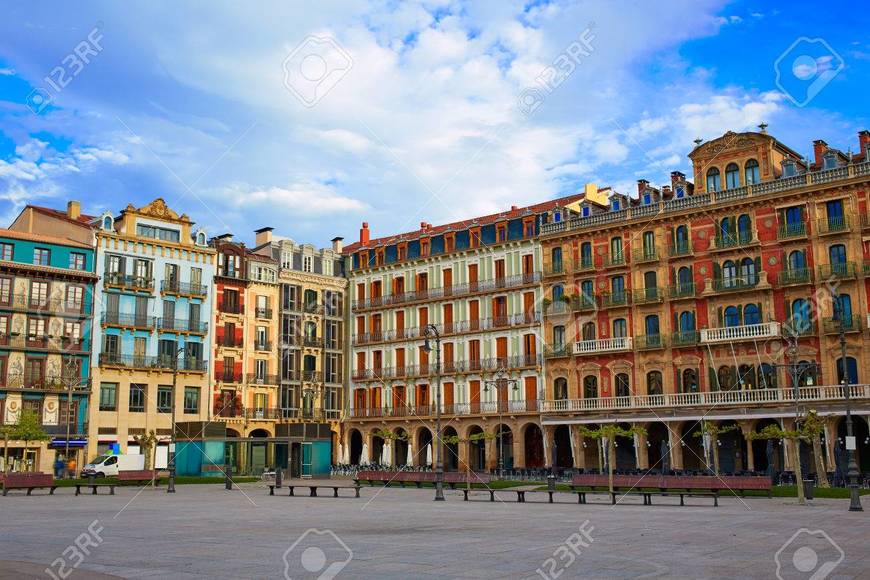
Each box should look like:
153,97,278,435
167,346,185,493
484,368,518,477
422,324,444,501
833,292,863,511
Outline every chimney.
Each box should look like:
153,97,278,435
637,179,649,195
331,236,344,253
859,131,870,157
360,222,370,245
511,205,519,211
670,171,685,189
67,200,81,220
813,139,828,167
662,185,672,196
254,226,273,246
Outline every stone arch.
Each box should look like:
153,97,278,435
348,429,363,465
442,425,459,472
680,420,705,472
522,422,545,468
393,427,409,466
370,431,386,466
553,425,573,469
492,423,514,471
415,426,433,467
646,422,670,473
466,424,486,472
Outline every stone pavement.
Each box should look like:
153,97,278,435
0,482,867,579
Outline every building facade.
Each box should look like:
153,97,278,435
540,129,870,476
0,227,96,472
87,199,215,465
342,195,587,473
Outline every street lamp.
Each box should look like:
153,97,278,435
300,383,319,479
62,357,80,475
167,346,185,494
422,324,444,502
833,292,863,511
484,368,518,478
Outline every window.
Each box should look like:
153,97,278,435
612,318,627,337
581,322,596,341
0,278,11,304
744,159,760,184
643,193,651,205
420,239,430,256
65,285,84,312
782,160,797,177
33,248,50,266
642,231,655,258
724,306,740,327
580,242,592,267
99,383,117,411
737,214,752,241
725,163,740,189
788,250,806,271
823,152,837,170
69,252,86,270
721,260,737,287
397,244,407,261
129,384,146,412
744,303,760,325
706,167,721,192
136,224,180,242
523,218,535,238
469,228,481,248
645,314,660,337
553,325,565,346
583,375,598,399
495,223,507,242
789,299,812,335
611,275,624,298
554,377,568,400
611,198,620,211
551,284,564,302
610,237,623,261
680,368,699,393
157,386,172,413
0,243,12,261
616,373,630,397
184,387,200,414
551,247,562,272
675,186,685,199
303,256,313,272
444,234,455,253
740,257,757,284
678,311,696,332
30,280,48,307
836,356,859,384
825,199,845,230
582,206,590,217
647,371,663,396
102,216,113,230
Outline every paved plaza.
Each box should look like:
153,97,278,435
0,482,868,579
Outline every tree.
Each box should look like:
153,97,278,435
578,424,647,494
692,422,738,476
802,410,829,489
442,431,496,489
7,410,49,471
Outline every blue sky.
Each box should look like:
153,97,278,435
0,1,867,247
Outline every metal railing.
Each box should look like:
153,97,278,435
101,312,155,329
246,373,279,385
157,317,208,334
99,353,207,372
161,280,208,296
778,268,812,286
816,216,851,235
817,262,857,280
0,294,90,315
103,273,154,291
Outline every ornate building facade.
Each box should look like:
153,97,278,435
540,129,870,476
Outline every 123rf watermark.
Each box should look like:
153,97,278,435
44,519,104,580
27,24,104,115
535,520,595,579
518,23,596,117
283,528,353,580
775,528,844,580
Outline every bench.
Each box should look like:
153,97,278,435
1,472,57,496
462,488,589,504
354,470,491,489
269,484,360,498
117,470,160,485
570,474,773,506
75,482,115,496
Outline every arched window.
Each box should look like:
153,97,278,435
611,275,625,298
829,243,847,265
677,266,692,289
706,167,721,192
552,325,565,346
835,293,854,329
725,163,740,189
737,364,755,389
612,318,627,338
836,357,859,384
610,237,623,261
615,373,630,398
552,284,564,301
583,375,598,399
788,249,806,271
102,216,113,230
582,322,596,341
580,242,592,267
737,214,752,242
679,311,696,332
744,159,760,184
759,363,776,388
681,368,699,393
724,306,740,327
551,247,562,271
554,377,568,400
744,303,760,325
647,371,663,396
740,257,756,284
718,365,737,390
645,314,660,337
789,299,812,335
675,225,689,244
722,260,737,287
643,270,657,290
719,217,732,240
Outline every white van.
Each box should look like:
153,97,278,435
82,454,145,477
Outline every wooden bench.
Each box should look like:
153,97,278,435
117,470,160,485
354,470,491,489
75,482,115,496
1,472,57,496
269,484,360,498
462,488,588,504
570,474,773,506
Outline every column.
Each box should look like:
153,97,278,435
485,434,497,471
542,425,554,469
668,426,683,471
570,425,585,470
513,432,526,468
740,422,755,472
635,430,649,470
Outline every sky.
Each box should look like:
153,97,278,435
0,0,867,247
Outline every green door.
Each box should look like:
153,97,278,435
301,442,312,478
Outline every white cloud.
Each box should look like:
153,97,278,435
231,182,366,215
0,67,14,75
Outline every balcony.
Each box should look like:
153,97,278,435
99,353,207,372
817,262,857,281
573,257,594,272
218,335,244,348
573,337,631,355
245,407,281,420
635,334,666,350
668,282,696,299
817,216,851,235
216,371,243,383
599,291,629,308
0,335,89,353
778,267,812,286
632,246,659,263
213,397,243,417
101,312,155,330
0,295,90,316
161,280,207,297
823,316,862,334
254,340,272,351
602,252,627,268
246,373,279,385
632,287,662,304
302,370,323,383
545,301,570,317
3,372,91,392
104,273,154,292
218,302,243,315
540,384,870,414
777,222,807,240
255,307,273,319
713,231,752,250
303,336,323,348
712,275,759,292
349,400,539,419
700,322,780,344
671,330,699,347
782,318,817,337
667,240,692,258
303,302,322,314
544,262,565,277
544,344,570,358
571,295,597,312
157,318,208,334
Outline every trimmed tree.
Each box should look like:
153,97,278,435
578,424,647,494
692,422,738,476
7,410,49,471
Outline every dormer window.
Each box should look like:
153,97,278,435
782,160,797,178
643,193,651,205
823,152,837,170
444,233,455,253
522,217,535,238
706,167,721,192
611,199,621,212
420,239,430,257
196,232,206,246
582,206,590,217
553,211,561,223
397,243,407,261
495,223,507,242
102,216,113,231
675,186,685,199
375,248,385,266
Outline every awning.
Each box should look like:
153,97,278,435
49,437,88,448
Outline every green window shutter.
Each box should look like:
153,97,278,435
708,367,718,391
